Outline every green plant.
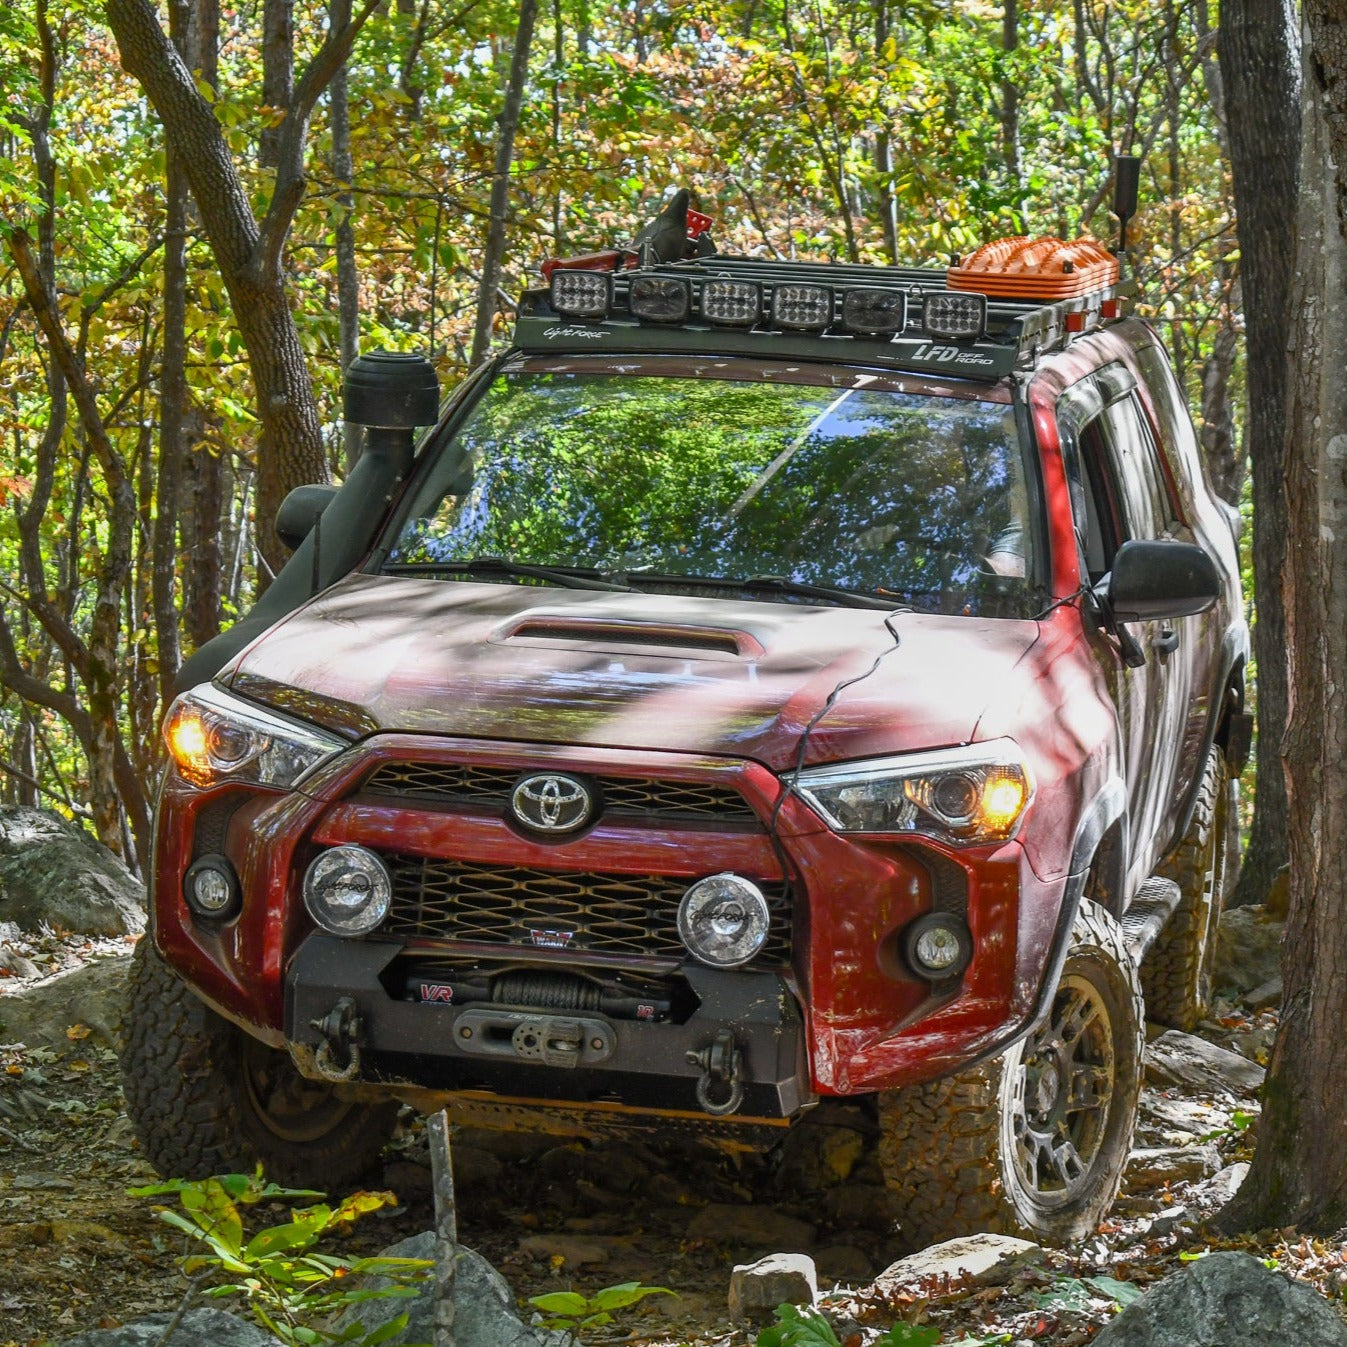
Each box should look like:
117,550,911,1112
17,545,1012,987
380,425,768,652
754,1304,939,1347
1033,1274,1142,1311
1199,1108,1257,1143
130,1170,432,1346
527,1280,674,1333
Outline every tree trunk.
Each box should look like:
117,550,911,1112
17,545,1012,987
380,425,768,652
470,0,539,366
1001,0,1022,198
330,0,361,472
260,0,295,169
1217,20,1347,1234
106,0,376,578
1219,0,1299,909
1198,314,1241,505
154,0,191,703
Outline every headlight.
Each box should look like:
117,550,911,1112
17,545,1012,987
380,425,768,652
793,738,1032,843
163,683,346,790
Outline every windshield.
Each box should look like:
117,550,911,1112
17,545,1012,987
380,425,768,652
384,370,1039,616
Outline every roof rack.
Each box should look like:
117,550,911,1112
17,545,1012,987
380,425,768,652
513,247,1129,383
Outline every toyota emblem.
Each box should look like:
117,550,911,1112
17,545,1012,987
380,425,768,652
510,773,594,835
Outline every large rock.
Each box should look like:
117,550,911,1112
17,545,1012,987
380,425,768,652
1144,1030,1265,1097
329,1231,571,1347
875,1233,1044,1290
1124,1144,1223,1190
1213,906,1283,996
0,955,130,1050
729,1252,818,1320
1092,1250,1347,1346
0,807,143,936
60,1308,282,1346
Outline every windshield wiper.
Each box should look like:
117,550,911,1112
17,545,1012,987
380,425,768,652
385,557,631,592
620,571,908,611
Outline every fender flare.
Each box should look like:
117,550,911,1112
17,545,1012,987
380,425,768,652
955,777,1127,1072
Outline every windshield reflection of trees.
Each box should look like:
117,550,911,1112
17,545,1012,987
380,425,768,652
389,373,1035,616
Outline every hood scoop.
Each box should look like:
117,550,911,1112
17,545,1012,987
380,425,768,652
500,614,763,660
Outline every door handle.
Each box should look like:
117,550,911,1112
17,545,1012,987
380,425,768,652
1155,627,1179,655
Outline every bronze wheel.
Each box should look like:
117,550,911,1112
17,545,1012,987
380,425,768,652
878,900,1144,1246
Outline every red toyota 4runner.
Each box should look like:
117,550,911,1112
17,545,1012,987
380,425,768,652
123,200,1248,1246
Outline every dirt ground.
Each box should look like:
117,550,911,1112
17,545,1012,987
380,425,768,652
1,940,1344,1347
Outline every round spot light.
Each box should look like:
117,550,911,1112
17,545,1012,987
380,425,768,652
903,912,973,979
184,854,241,920
677,873,771,968
304,845,392,937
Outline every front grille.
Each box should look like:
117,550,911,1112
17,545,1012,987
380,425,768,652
362,762,759,824
382,854,792,964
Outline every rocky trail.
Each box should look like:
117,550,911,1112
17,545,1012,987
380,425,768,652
1,806,1344,1346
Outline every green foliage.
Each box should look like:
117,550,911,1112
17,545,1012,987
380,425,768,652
129,1170,432,1347
1200,1108,1257,1143
755,1303,939,1347
1034,1274,1143,1311
527,1279,673,1332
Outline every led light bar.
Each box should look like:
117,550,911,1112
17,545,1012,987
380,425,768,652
630,275,692,323
701,279,761,327
841,288,907,336
771,284,832,331
924,290,987,340
550,269,612,320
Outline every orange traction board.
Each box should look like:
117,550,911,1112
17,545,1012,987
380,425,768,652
948,235,1120,300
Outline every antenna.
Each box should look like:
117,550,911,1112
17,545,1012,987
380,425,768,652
1113,154,1141,257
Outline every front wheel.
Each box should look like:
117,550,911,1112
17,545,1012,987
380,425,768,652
121,937,397,1188
877,901,1144,1247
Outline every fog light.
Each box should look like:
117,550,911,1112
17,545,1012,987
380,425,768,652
304,845,392,936
677,873,770,968
904,912,973,978
184,854,240,919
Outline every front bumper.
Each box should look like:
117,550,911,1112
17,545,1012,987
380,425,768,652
287,935,810,1119
154,733,1071,1111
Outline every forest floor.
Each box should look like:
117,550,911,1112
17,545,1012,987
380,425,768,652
1,932,1345,1347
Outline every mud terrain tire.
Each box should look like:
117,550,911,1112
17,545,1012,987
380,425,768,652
121,937,397,1187
1142,753,1231,1030
877,900,1144,1246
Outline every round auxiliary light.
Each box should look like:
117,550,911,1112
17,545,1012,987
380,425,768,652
303,845,392,937
903,912,973,979
184,854,241,919
677,873,771,968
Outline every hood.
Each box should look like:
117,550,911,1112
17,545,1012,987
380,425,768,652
224,574,1040,771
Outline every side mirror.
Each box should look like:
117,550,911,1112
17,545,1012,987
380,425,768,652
275,484,339,552
1098,539,1221,623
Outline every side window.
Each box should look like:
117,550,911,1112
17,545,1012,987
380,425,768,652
1061,382,1182,583
1076,414,1123,578
1101,394,1182,538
